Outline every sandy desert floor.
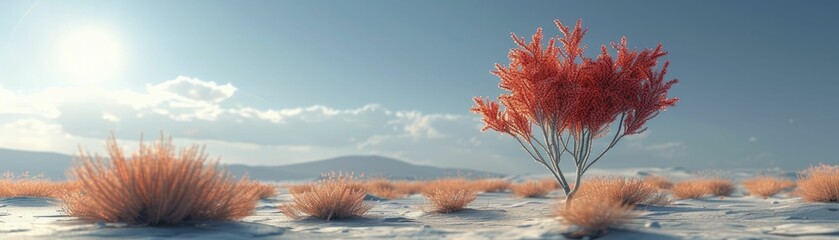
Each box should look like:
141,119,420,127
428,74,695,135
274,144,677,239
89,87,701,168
2,168,838,239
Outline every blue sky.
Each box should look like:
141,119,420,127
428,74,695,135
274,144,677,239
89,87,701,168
0,0,837,173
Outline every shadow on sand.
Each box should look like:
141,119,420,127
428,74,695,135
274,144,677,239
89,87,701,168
53,221,294,239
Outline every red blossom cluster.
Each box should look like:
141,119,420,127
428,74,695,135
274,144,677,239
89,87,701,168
472,19,678,139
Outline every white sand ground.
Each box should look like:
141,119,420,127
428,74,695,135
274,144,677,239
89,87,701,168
1,168,838,239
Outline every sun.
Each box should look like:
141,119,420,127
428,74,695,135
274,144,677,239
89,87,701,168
56,26,123,84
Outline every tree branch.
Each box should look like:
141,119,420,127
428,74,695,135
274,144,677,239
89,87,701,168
582,113,626,173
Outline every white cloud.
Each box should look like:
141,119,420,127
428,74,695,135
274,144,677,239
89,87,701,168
102,112,120,123
0,119,70,151
0,85,61,118
623,130,651,141
643,141,686,159
146,76,236,104
748,136,757,143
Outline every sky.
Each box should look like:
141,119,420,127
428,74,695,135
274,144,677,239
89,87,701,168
0,0,837,174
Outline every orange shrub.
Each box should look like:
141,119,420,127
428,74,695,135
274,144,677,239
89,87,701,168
576,177,670,207
422,178,477,213
392,180,424,195
511,181,552,198
672,181,707,199
555,198,635,238
471,179,511,193
287,184,313,194
540,178,561,190
644,175,673,189
248,182,278,199
365,179,404,200
62,136,260,225
280,174,373,220
742,176,795,199
700,178,735,198
797,165,839,203
0,172,62,198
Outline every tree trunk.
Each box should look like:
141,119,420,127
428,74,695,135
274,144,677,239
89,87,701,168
564,174,584,208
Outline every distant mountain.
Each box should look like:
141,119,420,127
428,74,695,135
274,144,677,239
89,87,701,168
0,148,74,180
224,155,503,181
0,148,502,181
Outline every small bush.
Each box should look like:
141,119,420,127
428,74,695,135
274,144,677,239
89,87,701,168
392,180,424,195
0,172,62,198
644,176,673,189
279,174,373,220
555,198,635,238
287,184,313,194
62,136,260,225
471,179,511,193
742,176,795,199
672,181,707,199
797,165,839,203
248,182,278,199
511,181,553,198
575,177,670,207
422,178,477,213
540,178,562,190
365,179,404,199
701,178,735,198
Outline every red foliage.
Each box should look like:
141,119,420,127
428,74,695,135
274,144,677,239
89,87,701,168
472,19,678,139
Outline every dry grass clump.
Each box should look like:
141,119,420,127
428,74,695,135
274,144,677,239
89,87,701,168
471,178,511,193
575,177,671,207
540,178,562,190
511,180,553,198
555,197,635,238
364,179,405,199
392,180,424,195
742,176,795,199
247,182,278,199
700,178,735,198
671,181,708,199
62,136,261,225
286,184,313,194
644,175,673,189
279,173,373,220
0,172,64,198
797,164,839,203
422,178,477,213
672,178,735,199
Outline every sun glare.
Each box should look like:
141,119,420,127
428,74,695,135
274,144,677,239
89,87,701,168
56,26,122,84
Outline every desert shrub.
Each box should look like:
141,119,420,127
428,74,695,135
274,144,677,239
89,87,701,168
511,180,553,198
392,180,424,195
248,182,278,199
700,178,735,198
365,179,404,199
742,176,795,199
672,181,707,199
0,172,62,198
422,178,477,213
279,174,373,220
287,184,313,194
575,177,670,207
555,197,635,238
471,179,511,193
797,165,839,203
644,175,673,189
540,178,562,190
62,136,260,225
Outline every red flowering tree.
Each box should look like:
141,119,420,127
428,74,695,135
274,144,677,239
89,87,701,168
471,19,679,206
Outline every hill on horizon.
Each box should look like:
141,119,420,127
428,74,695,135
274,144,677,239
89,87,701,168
224,155,503,181
0,148,501,181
